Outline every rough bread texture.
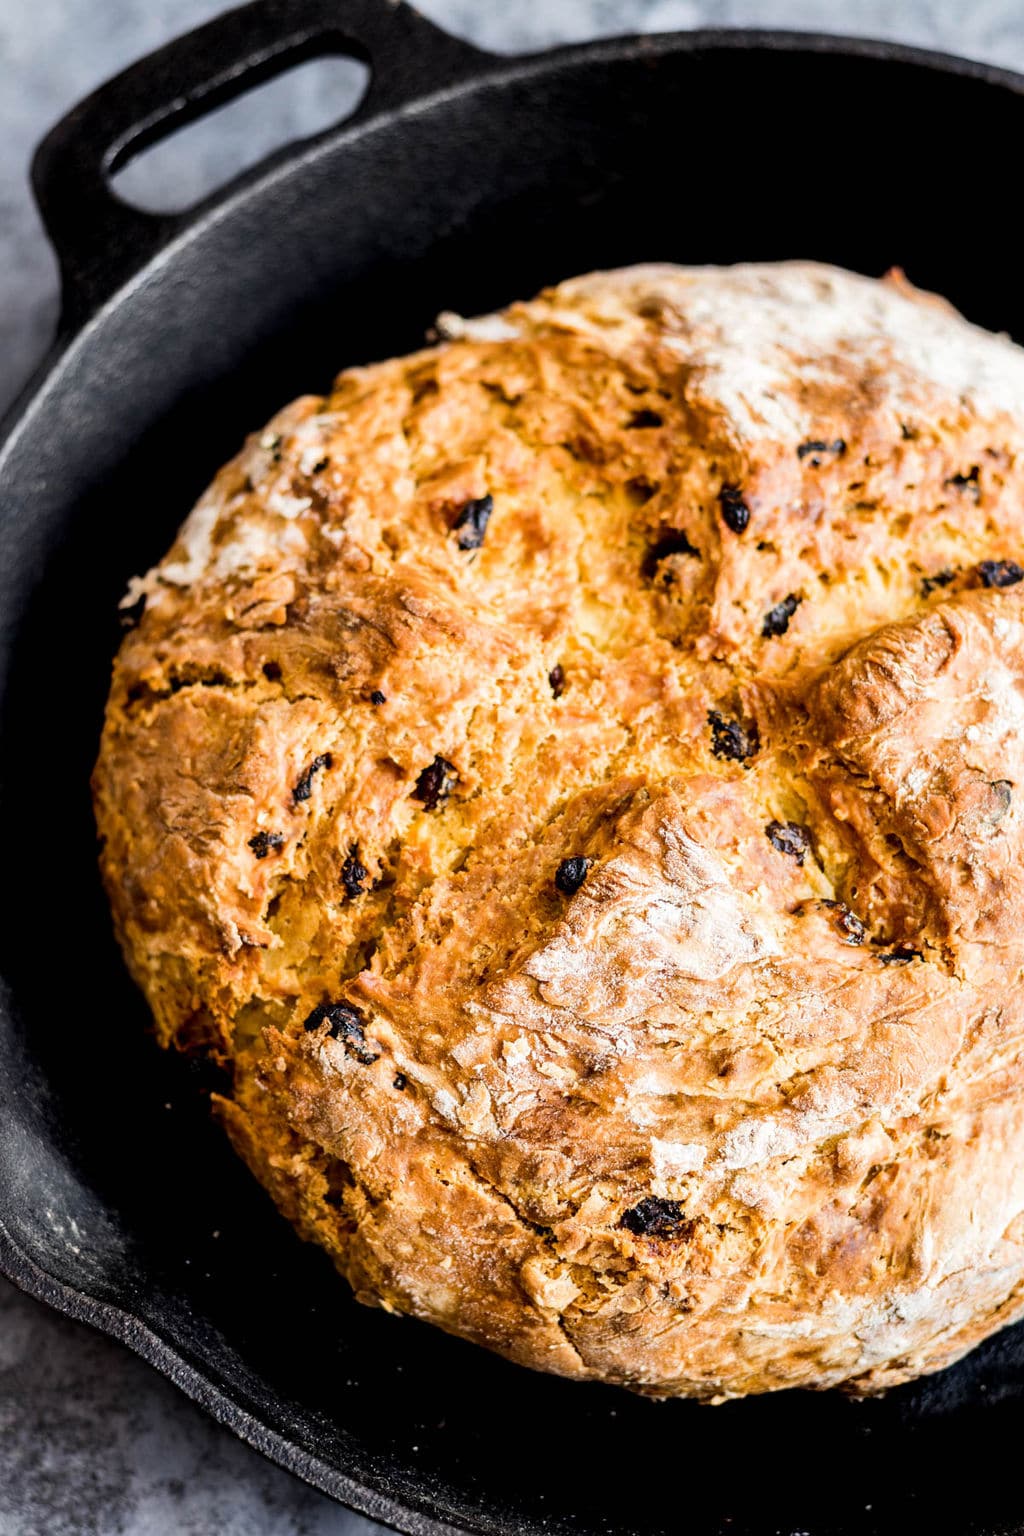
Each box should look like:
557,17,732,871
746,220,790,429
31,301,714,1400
94,263,1024,1399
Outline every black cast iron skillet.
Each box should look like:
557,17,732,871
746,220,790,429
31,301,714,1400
3,4,1024,1532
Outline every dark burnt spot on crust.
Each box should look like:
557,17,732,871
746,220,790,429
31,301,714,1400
303,1001,379,1064
642,529,700,579
452,494,493,551
620,1198,695,1240
946,465,980,500
248,831,285,859
877,944,922,966
978,559,1024,589
293,753,332,804
797,438,846,466
718,483,750,534
765,821,812,865
708,709,759,763
413,755,458,811
548,664,565,698
555,856,590,896
626,409,663,429
119,594,146,630
762,593,801,638
920,568,956,598
341,848,369,900
370,689,386,706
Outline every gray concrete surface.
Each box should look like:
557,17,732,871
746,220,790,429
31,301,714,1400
2,0,1023,1531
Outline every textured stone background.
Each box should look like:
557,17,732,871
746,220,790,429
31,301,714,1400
2,1,1023,1531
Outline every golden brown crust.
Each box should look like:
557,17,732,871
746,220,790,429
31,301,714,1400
94,262,1024,1398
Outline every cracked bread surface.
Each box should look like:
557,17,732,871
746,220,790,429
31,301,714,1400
94,261,1024,1399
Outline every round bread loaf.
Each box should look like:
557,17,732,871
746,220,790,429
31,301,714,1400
94,263,1024,1399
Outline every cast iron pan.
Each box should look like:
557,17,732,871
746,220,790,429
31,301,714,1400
3,4,1024,1532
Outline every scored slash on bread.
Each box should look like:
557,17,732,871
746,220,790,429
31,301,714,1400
95,262,1024,1399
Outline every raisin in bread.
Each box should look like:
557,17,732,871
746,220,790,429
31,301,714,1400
94,263,1024,1399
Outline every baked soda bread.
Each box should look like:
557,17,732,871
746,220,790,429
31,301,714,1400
94,262,1024,1399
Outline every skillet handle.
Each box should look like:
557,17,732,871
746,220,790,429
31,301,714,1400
31,0,489,329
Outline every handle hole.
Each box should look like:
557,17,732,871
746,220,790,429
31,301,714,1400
110,53,370,215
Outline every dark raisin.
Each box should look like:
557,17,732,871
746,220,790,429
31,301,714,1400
620,1198,694,1240
878,944,921,965
310,456,330,474
303,1000,378,1064
118,594,146,630
797,438,847,465
945,465,980,499
370,689,386,706
920,568,956,598
626,409,663,429
765,820,812,865
341,848,368,900
835,906,867,944
987,780,1013,824
548,664,565,698
452,494,493,551
820,899,867,945
708,709,759,763
393,1072,408,1091
262,660,282,682
978,559,1024,589
641,529,700,579
762,593,801,637
292,753,332,804
555,856,590,895
900,421,918,441
248,831,285,859
718,483,750,534
413,754,458,811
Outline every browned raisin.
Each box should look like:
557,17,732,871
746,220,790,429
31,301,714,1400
452,494,493,550
797,438,846,465
303,1001,378,1064
548,664,565,698
619,1198,694,1240
708,710,759,763
718,483,750,533
413,755,457,810
555,857,590,895
765,821,811,864
820,899,867,944
293,753,332,804
248,831,285,859
978,560,1024,589
920,568,956,598
341,848,368,899
370,689,386,706
762,594,801,637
